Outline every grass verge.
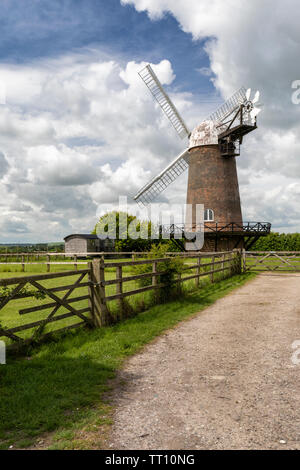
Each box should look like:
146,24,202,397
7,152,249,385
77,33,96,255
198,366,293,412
0,272,256,450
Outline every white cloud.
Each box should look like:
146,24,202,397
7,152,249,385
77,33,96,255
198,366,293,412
26,144,100,186
120,59,175,88
0,53,189,241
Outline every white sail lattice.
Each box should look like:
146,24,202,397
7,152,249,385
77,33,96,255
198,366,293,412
134,149,189,206
139,65,190,140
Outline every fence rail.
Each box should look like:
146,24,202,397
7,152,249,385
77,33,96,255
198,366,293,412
0,251,232,272
0,251,241,349
0,251,198,258
243,251,300,272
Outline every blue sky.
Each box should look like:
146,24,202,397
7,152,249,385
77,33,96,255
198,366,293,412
0,0,213,96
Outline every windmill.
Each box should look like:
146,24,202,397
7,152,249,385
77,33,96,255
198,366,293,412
134,64,271,251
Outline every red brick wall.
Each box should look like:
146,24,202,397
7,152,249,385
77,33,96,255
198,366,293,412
186,145,243,228
198,237,244,252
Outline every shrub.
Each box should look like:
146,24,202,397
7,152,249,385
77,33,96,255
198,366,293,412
132,244,185,303
252,232,300,251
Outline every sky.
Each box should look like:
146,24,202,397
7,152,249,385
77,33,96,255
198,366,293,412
0,0,299,242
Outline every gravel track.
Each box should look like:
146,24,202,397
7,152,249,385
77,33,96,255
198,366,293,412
108,273,300,450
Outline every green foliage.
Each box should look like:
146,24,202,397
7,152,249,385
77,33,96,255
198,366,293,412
252,232,300,251
0,244,54,254
0,285,47,332
0,286,46,301
158,239,183,252
132,244,185,302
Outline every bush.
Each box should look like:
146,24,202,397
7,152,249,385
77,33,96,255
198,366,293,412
252,232,300,251
132,244,185,303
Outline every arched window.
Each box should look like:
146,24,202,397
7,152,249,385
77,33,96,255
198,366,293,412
204,209,214,222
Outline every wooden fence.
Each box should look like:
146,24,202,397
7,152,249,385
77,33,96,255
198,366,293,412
0,251,183,262
243,251,300,272
0,251,241,349
0,251,201,272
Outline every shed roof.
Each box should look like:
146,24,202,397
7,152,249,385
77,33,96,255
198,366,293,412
64,234,99,241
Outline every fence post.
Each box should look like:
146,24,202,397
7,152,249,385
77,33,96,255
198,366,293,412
152,261,159,302
21,255,25,272
89,258,112,327
230,251,235,276
116,265,123,320
234,249,242,274
152,261,158,287
196,256,201,288
74,254,78,271
88,262,96,326
231,249,241,275
221,253,225,276
47,255,50,273
242,248,246,272
210,255,215,283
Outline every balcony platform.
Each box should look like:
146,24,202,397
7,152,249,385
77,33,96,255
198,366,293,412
160,222,272,252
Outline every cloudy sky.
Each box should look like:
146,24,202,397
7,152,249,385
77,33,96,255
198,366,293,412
0,0,299,242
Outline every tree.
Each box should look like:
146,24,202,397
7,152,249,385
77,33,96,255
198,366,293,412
252,232,300,251
92,211,154,252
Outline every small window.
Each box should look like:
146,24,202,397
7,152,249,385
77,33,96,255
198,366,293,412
204,209,214,222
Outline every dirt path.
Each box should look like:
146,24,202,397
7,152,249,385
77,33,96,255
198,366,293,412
108,273,300,450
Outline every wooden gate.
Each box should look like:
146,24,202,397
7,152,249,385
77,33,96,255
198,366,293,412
243,251,300,272
0,269,92,347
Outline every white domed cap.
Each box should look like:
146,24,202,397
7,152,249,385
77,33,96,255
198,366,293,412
189,120,219,148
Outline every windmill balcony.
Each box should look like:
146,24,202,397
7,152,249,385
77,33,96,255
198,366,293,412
161,222,271,238
159,221,271,252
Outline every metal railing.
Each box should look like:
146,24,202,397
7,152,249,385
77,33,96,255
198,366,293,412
161,222,271,236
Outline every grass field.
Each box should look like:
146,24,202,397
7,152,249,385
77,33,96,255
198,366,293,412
0,272,255,450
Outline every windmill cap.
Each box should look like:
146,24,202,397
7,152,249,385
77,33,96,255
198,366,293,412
189,119,220,149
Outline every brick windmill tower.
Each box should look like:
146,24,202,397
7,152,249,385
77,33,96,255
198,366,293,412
134,65,271,251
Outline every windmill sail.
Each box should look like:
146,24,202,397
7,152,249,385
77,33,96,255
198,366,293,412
209,87,247,123
134,149,189,206
139,64,190,140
